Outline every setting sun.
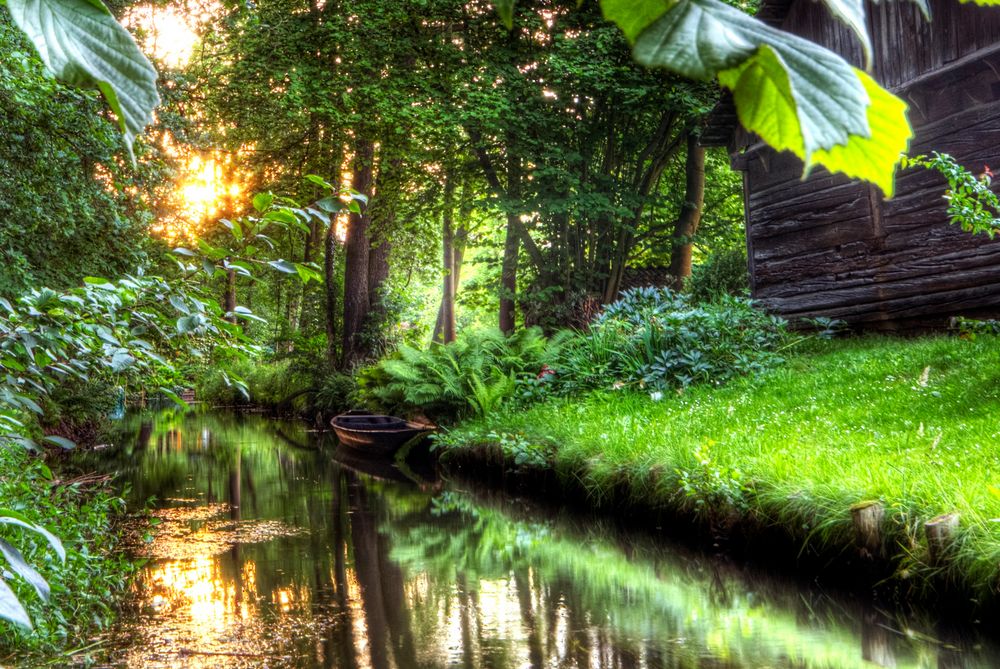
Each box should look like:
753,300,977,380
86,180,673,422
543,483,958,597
125,4,208,69
181,157,235,219
151,152,245,243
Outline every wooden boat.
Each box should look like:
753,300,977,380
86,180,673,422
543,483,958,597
330,411,435,457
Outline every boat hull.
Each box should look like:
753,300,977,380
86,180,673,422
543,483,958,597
331,413,434,457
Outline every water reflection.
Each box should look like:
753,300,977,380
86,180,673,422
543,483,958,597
76,411,999,668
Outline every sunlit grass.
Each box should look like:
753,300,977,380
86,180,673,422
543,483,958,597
445,335,1000,598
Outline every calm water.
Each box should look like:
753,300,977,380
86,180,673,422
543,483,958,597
73,410,999,668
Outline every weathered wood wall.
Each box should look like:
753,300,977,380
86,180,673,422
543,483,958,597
733,0,1000,329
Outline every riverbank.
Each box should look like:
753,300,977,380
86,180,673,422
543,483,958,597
437,335,1000,610
0,445,135,663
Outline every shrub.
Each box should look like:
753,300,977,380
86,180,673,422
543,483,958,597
196,358,313,410
314,373,356,414
37,378,119,447
356,327,549,419
547,287,786,394
687,247,750,303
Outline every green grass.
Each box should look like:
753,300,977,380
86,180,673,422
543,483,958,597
441,335,1000,600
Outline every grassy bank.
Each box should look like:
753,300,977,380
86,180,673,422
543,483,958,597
0,446,135,663
439,335,1000,604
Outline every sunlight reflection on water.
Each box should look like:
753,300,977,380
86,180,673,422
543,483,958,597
75,411,1000,669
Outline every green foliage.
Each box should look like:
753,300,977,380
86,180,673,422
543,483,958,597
484,430,552,468
676,439,750,515
0,274,254,629
5,0,158,156
358,327,549,419
687,247,750,303
172,180,361,290
951,316,1000,338
197,358,312,410
359,281,433,362
547,287,786,395
902,152,1000,237
313,373,357,415
468,369,517,417
0,447,134,653
0,16,153,295
37,378,120,447
601,0,912,194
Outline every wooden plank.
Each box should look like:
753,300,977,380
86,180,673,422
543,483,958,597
759,263,1000,318
781,283,1000,327
755,243,1000,298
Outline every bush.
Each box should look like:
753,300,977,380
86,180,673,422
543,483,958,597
38,378,120,447
356,327,549,420
0,447,136,656
687,247,749,303
546,287,786,394
314,373,356,414
196,358,314,410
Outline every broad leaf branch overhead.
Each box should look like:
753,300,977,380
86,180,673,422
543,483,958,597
602,0,911,196
5,0,159,161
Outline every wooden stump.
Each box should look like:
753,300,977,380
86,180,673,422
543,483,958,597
925,513,960,566
851,501,885,558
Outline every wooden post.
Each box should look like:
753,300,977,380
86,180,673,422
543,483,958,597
925,513,960,566
851,501,885,558
862,611,896,668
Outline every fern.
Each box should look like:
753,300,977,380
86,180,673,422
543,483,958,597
468,368,516,416
356,327,549,419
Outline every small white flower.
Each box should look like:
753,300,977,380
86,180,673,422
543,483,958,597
650,391,663,401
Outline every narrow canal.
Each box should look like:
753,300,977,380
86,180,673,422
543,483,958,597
77,410,1000,668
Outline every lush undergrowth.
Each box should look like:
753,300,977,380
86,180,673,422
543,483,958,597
356,288,788,422
0,447,135,660
440,335,1000,602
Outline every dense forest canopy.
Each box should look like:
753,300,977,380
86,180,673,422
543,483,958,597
128,0,745,365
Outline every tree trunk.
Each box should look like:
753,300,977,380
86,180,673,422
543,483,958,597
669,134,706,289
341,138,375,369
500,216,520,334
324,215,339,367
367,232,391,322
223,268,237,323
433,174,457,343
499,154,521,334
434,223,468,342
288,218,323,346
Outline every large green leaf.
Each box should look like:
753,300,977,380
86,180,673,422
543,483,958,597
719,45,803,155
606,0,910,195
0,538,50,602
0,578,31,629
6,0,159,160
0,511,65,562
809,70,911,197
601,0,675,42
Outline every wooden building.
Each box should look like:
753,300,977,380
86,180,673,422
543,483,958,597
704,0,1000,329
